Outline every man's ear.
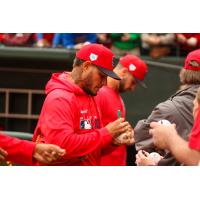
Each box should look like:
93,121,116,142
82,61,91,71
118,67,128,77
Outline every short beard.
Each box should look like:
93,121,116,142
82,87,96,96
82,71,97,96
118,80,126,93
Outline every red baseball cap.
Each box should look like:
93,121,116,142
76,43,120,80
184,49,200,71
119,54,148,88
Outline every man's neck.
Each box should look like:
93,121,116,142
107,77,119,92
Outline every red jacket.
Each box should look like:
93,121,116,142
95,86,127,166
189,107,200,150
33,72,112,165
0,133,35,165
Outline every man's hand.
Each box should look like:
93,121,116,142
149,122,177,150
0,148,8,162
113,129,135,146
135,150,157,166
33,144,66,164
105,118,130,138
135,150,163,166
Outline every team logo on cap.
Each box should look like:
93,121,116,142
189,60,200,67
129,64,136,71
90,53,98,61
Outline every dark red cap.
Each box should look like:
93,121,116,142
76,43,120,80
184,49,200,71
119,54,148,88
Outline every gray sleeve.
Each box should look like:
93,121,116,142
134,100,176,151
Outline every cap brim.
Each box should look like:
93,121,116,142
97,66,121,80
134,77,147,89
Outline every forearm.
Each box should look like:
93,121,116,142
0,134,35,165
168,134,200,165
42,127,112,159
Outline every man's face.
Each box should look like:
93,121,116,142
193,97,200,119
82,63,107,96
119,71,136,93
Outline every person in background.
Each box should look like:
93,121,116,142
135,49,200,166
141,33,175,59
96,54,148,166
1,33,34,47
96,33,112,49
0,147,7,162
111,33,141,56
52,33,97,49
35,33,54,48
176,33,200,56
150,86,200,166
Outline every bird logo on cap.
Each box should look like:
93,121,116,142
129,64,136,71
90,53,98,61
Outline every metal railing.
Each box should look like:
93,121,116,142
0,88,45,119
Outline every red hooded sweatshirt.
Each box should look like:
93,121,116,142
33,72,112,165
0,133,35,165
95,86,127,166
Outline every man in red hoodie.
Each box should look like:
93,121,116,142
0,133,66,165
96,55,148,166
33,44,132,166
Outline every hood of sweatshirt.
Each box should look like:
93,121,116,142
45,72,86,96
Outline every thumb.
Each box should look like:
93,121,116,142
49,145,66,155
150,122,159,128
172,123,176,128
118,117,125,123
